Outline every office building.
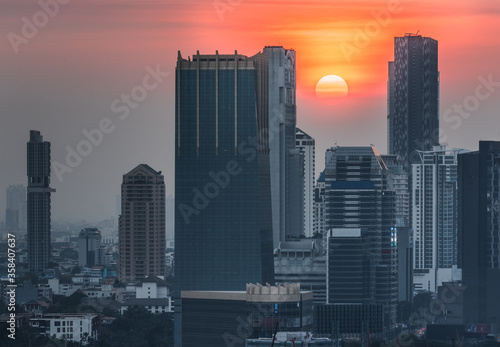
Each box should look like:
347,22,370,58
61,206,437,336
412,146,465,293
458,141,500,329
174,50,274,292
27,130,55,273
296,128,315,238
78,228,102,268
180,283,313,347
382,155,413,302
324,146,397,327
118,164,166,283
388,34,439,168
5,184,27,232
313,170,326,240
274,240,326,304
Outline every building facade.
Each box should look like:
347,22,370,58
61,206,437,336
388,34,439,168
324,146,397,327
412,146,464,293
180,283,313,347
118,164,166,282
296,128,315,238
27,130,55,273
175,50,275,292
458,141,500,328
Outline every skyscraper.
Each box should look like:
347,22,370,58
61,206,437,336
118,164,166,282
296,128,315,238
27,130,55,273
458,141,500,328
174,50,275,292
388,33,439,168
5,184,27,232
264,46,302,246
412,146,465,293
324,146,397,327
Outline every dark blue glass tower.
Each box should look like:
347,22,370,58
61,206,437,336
174,51,274,293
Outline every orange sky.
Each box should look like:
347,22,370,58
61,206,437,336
1,0,499,220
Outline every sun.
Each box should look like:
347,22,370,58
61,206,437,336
315,75,348,98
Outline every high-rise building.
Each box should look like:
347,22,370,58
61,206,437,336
118,164,166,282
78,228,102,268
458,141,500,328
5,185,27,232
265,46,303,246
313,170,326,240
388,33,439,168
296,128,315,238
324,146,397,327
175,50,276,346
382,155,413,302
27,130,55,273
412,146,465,293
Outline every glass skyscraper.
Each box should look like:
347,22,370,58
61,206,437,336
388,34,439,168
174,50,275,292
27,130,55,273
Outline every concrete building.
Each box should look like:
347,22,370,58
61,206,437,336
387,33,439,168
265,46,302,247
324,146,397,327
5,184,27,232
29,313,100,344
180,283,313,347
247,332,332,346
274,240,326,304
296,128,315,238
458,141,500,330
118,164,166,282
412,146,465,293
27,130,55,273
78,228,102,268
313,170,326,240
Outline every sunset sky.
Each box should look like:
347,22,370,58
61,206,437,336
1,0,499,222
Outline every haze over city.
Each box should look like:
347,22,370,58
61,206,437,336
1,0,499,222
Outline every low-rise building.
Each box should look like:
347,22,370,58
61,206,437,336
29,313,100,345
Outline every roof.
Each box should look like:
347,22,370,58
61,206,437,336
134,276,168,287
124,164,161,177
122,298,170,306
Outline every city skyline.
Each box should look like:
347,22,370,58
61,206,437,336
1,0,500,222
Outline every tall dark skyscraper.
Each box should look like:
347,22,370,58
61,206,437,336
388,34,439,168
458,141,500,328
27,130,55,273
175,50,275,292
324,146,397,327
118,164,166,282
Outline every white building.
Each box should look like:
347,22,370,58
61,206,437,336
296,128,315,238
412,146,467,293
120,276,173,314
29,313,100,344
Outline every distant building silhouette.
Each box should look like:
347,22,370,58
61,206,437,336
27,130,55,272
78,228,102,268
5,184,27,232
388,33,439,168
118,164,166,282
458,141,500,328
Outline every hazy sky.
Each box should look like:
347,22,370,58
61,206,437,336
1,0,499,222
